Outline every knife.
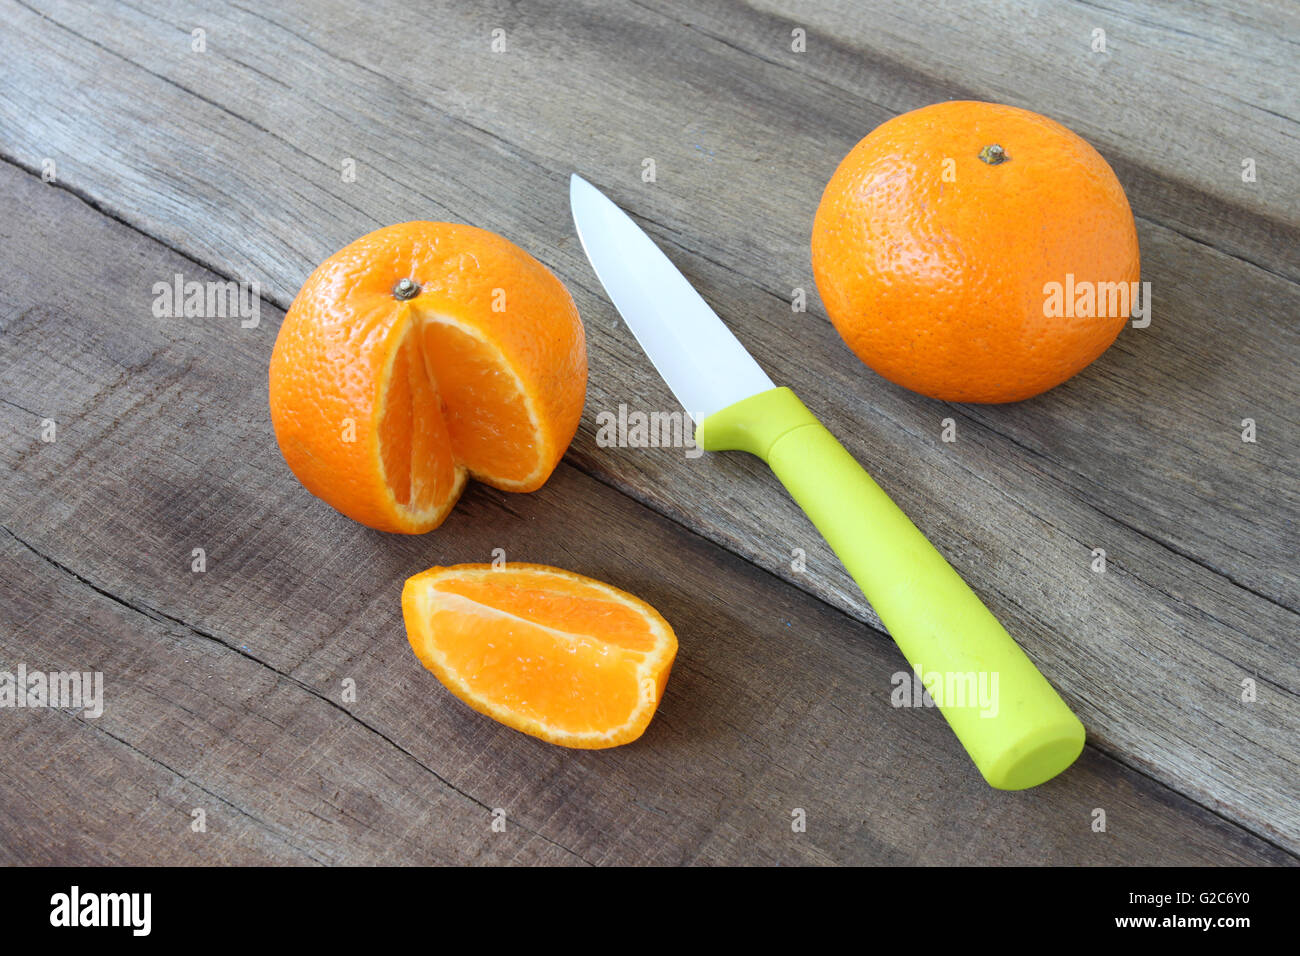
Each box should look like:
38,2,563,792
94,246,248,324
569,174,1085,789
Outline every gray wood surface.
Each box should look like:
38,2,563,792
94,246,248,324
0,0,1295,863
739,0,1300,271
0,163,1291,865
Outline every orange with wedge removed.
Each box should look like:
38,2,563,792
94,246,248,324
402,564,678,748
269,222,586,533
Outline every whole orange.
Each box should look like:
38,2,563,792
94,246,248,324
812,101,1140,403
269,222,586,533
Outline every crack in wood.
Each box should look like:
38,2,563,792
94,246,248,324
0,523,597,866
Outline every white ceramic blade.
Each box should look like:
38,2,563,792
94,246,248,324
569,174,774,422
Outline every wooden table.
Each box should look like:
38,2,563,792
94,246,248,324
1,0,1295,865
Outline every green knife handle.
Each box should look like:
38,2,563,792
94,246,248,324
695,387,1084,789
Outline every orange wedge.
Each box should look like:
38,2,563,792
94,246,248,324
268,222,586,533
402,564,678,748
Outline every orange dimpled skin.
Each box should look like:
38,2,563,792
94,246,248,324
268,222,587,533
402,563,678,748
812,101,1140,403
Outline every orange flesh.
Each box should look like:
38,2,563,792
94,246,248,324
379,315,541,506
378,325,459,511
418,316,539,484
427,597,643,731
433,578,660,653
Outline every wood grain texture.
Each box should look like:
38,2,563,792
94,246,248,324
735,0,1300,275
0,0,1294,857
0,161,1291,865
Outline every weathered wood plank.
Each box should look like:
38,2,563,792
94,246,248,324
730,0,1300,270
0,530,584,866
0,159,1291,864
0,0,1295,849
5,0,1292,601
